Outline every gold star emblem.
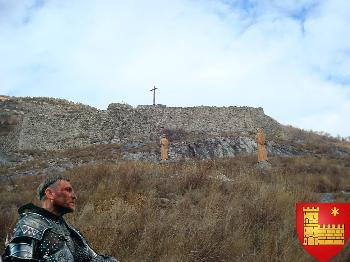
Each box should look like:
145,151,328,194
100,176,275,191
331,207,339,217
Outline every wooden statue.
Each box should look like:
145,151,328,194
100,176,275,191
256,128,268,162
160,134,170,160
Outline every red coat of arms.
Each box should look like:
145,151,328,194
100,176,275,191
296,202,350,261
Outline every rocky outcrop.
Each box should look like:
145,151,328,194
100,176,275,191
122,136,308,161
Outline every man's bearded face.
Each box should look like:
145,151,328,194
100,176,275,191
51,180,76,214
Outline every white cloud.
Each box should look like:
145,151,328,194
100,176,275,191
0,0,349,136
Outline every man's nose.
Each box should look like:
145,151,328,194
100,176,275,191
72,191,77,200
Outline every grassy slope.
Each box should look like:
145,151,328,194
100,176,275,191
1,154,350,261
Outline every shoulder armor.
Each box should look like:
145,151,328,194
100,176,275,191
11,212,52,241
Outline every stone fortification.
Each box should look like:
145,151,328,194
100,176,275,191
0,96,284,152
0,97,113,151
107,103,283,142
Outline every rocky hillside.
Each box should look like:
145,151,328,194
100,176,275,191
1,96,349,179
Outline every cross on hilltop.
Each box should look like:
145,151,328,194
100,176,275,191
150,86,158,106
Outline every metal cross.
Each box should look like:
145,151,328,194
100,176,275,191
150,86,158,106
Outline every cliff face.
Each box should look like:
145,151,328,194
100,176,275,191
0,97,284,152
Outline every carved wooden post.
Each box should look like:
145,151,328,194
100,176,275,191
160,133,170,160
256,128,268,162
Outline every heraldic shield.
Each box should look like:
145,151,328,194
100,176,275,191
296,202,350,262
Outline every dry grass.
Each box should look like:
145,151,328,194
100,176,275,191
1,156,350,261
281,125,350,154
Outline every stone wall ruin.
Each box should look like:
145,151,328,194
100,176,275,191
0,97,284,152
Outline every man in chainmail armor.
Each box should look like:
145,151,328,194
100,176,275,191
2,175,119,262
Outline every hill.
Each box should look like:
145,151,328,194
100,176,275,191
1,96,349,176
1,96,350,261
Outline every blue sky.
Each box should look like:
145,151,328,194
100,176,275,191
0,0,349,137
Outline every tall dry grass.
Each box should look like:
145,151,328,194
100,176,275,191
1,156,350,261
